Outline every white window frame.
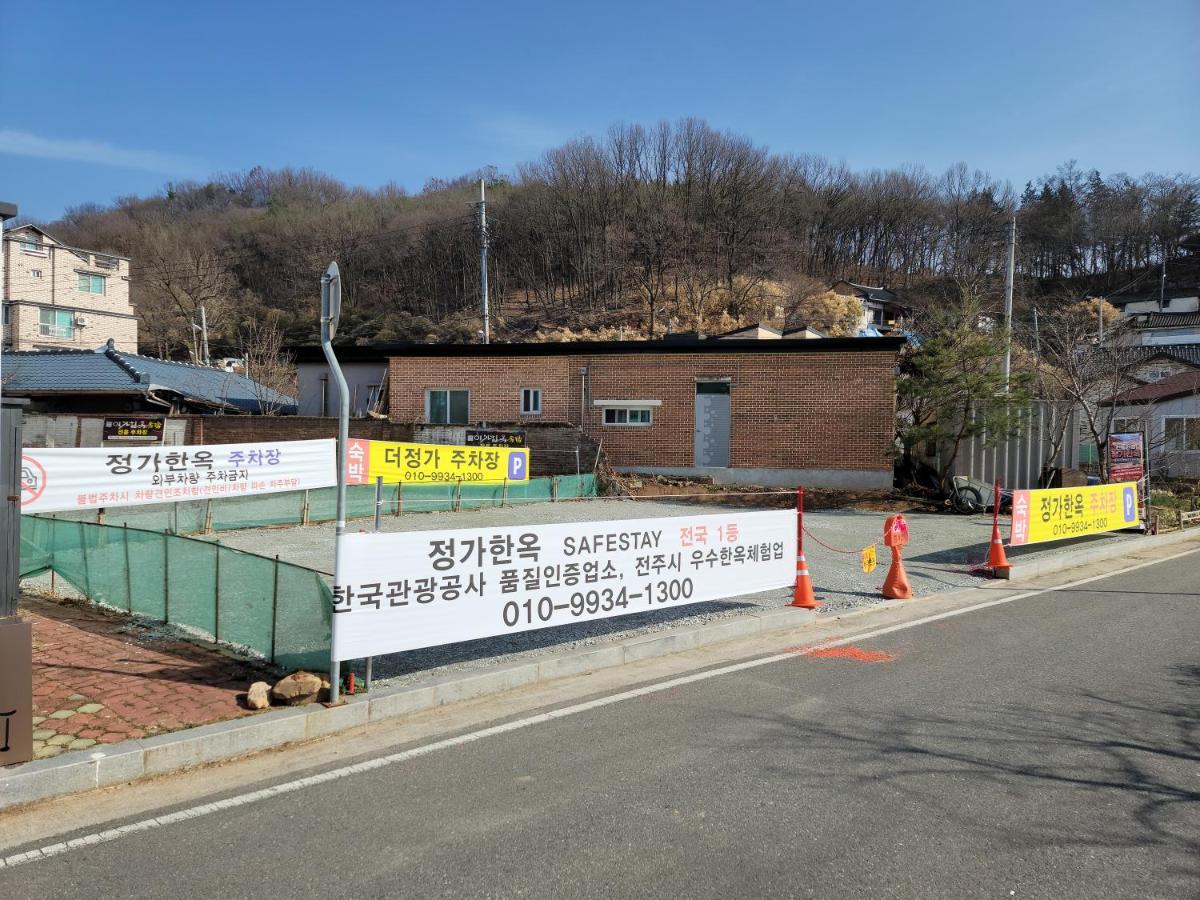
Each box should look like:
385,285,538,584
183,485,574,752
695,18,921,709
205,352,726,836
602,407,653,426
38,307,75,339
594,399,659,427
18,238,47,256
425,388,470,424
77,272,106,294
520,387,542,415
1163,416,1200,452
30,269,42,278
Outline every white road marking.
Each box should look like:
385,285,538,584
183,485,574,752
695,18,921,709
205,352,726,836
4,543,1197,870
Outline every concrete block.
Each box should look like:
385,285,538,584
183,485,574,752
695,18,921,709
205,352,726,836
0,753,97,812
431,663,540,706
368,686,436,723
693,616,763,647
754,607,817,634
305,699,369,740
140,708,309,777
621,629,700,663
92,745,146,789
537,645,625,681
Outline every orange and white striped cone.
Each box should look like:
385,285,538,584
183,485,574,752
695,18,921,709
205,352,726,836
791,552,821,609
986,520,1011,579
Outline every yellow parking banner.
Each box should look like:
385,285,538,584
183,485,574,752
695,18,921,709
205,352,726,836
1010,481,1140,546
344,438,529,485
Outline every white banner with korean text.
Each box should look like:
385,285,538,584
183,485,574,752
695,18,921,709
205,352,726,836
20,439,337,514
332,510,795,661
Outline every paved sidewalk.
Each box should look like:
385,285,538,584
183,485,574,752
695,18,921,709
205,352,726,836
18,595,275,761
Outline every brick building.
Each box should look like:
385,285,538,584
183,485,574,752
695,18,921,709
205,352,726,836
366,338,904,489
2,225,138,352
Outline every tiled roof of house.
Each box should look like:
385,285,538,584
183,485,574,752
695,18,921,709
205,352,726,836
1108,368,1200,405
1083,343,1200,370
1,344,295,413
1132,312,1200,329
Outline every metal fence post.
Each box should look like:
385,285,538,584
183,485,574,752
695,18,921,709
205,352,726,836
395,483,403,517
203,499,214,534
454,479,462,512
551,476,559,502
123,524,132,613
374,475,383,532
270,554,280,665
162,531,170,623
78,521,91,598
213,543,221,641
501,477,508,508
301,489,311,526
574,447,580,479
97,507,105,526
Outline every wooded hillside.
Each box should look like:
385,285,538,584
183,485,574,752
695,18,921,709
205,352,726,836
41,118,1200,356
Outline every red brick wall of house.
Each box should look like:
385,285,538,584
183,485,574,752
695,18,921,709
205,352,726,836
388,349,898,473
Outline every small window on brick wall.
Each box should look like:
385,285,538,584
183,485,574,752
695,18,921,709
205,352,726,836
521,387,542,415
603,407,652,426
427,389,469,424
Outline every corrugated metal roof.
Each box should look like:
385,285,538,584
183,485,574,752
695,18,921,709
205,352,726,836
1,346,295,413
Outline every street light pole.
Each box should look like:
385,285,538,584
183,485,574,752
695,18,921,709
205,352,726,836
320,262,348,704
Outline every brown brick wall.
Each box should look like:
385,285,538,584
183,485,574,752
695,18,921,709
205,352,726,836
182,416,416,445
180,416,591,477
388,356,573,424
388,349,898,473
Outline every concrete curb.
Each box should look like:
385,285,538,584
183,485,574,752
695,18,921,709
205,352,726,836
1006,526,1200,582
4,526,1198,812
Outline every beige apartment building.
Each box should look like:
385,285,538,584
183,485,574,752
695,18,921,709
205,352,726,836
2,224,137,352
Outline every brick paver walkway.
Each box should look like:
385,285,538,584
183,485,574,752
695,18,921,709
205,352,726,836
17,595,277,761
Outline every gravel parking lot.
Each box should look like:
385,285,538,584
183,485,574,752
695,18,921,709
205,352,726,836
198,496,1141,687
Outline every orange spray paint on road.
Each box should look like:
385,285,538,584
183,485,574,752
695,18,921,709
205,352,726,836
789,644,896,663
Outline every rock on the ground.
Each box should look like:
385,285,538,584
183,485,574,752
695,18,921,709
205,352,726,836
246,681,272,710
271,671,324,705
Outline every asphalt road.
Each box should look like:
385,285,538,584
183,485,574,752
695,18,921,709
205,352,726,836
3,556,1198,898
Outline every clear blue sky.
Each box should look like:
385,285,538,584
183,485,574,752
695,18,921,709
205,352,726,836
2,0,1196,221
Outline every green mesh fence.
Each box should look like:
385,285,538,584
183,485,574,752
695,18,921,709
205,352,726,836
48,474,597,535
19,517,330,670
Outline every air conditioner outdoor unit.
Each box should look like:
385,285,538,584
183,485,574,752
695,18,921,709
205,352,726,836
74,316,88,326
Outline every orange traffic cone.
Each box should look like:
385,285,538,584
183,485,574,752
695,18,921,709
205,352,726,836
881,551,913,599
791,552,821,609
881,514,914,599
986,520,1011,579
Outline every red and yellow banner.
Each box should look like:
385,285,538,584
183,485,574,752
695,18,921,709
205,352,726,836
1010,482,1140,546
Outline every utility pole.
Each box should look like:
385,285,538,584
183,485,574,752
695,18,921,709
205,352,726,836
1159,253,1167,313
1002,214,1016,387
1032,305,1041,366
479,178,490,344
199,304,211,366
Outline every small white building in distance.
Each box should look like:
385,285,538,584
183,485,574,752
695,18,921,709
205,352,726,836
2,225,138,352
